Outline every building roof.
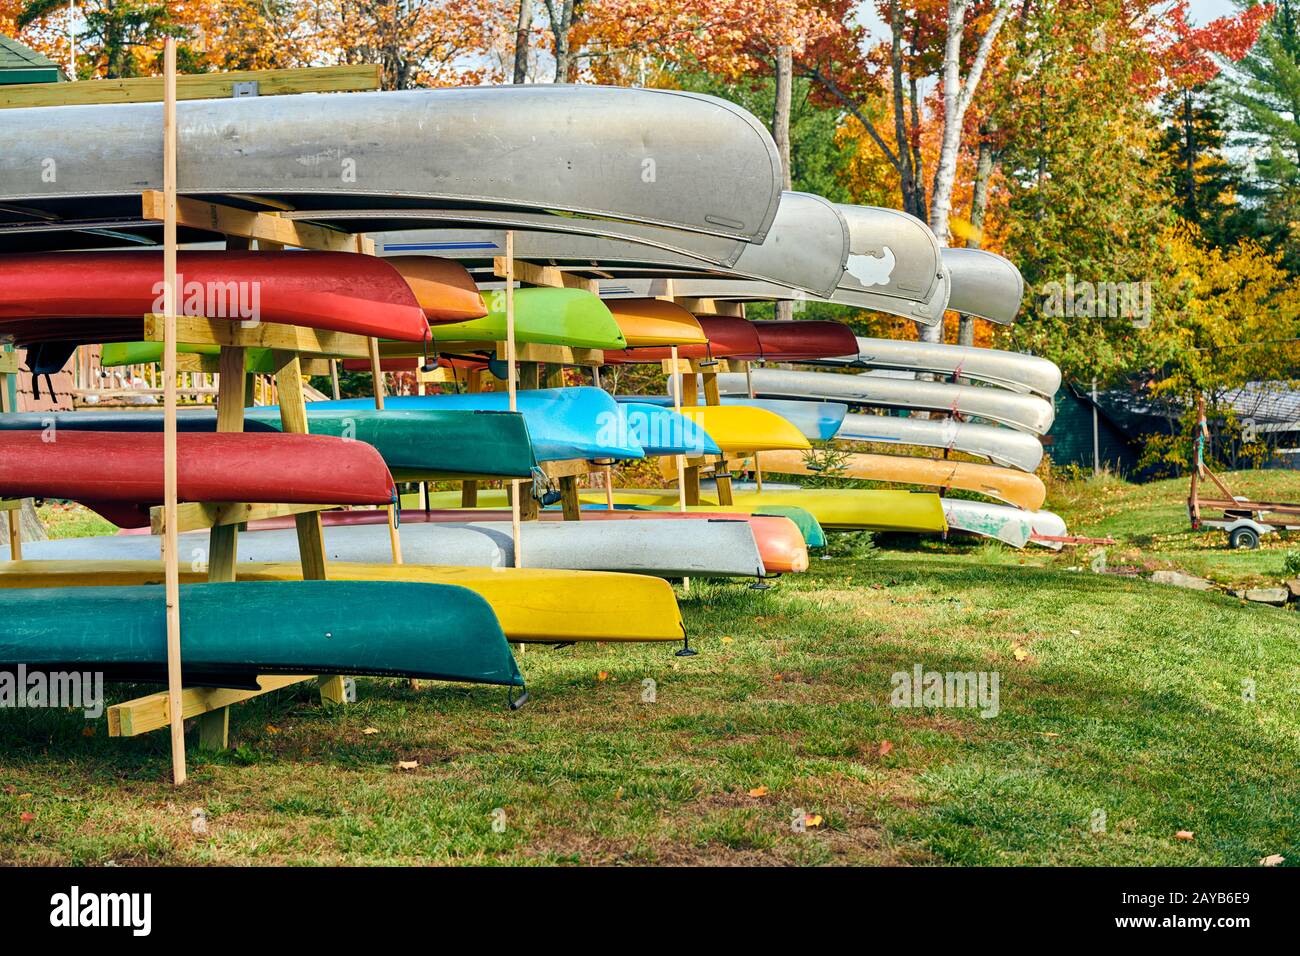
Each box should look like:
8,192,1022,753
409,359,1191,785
0,33,66,82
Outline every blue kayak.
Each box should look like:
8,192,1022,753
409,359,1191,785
619,402,721,456
619,395,847,441
296,387,644,462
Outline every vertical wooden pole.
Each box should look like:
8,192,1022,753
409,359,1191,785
368,338,386,411
746,362,763,491
329,359,341,400
161,37,187,786
505,233,522,569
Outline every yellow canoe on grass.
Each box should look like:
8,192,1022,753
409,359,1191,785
677,405,811,454
746,449,1048,512
0,561,685,644
606,298,708,347
609,488,947,532
420,487,943,533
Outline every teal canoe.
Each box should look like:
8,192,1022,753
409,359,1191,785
430,287,627,349
0,408,539,480
0,581,524,688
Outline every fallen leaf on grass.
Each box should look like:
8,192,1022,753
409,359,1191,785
720,636,735,645
804,814,823,828
396,760,419,771
774,673,784,682
19,812,34,823
878,740,894,757
748,786,769,798
1176,830,1195,841
597,671,608,682
361,727,380,736
265,725,279,735
81,726,95,738
1260,854,1285,867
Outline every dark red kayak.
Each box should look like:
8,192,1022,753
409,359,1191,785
0,251,433,344
603,315,762,364
0,431,397,528
750,320,858,360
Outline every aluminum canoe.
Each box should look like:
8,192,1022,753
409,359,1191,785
1,85,781,258
714,367,1056,434
743,448,1047,511
376,191,851,298
0,581,521,687
808,337,1062,398
7,521,769,579
837,412,1045,473
0,562,686,645
596,203,950,323
940,499,1068,550
942,248,1025,325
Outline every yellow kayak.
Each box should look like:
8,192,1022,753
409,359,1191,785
422,488,945,533
678,405,811,453
0,561,685,644
606,298,708,347
747,449,1047,512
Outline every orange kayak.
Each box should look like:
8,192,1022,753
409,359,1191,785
241,507,810,575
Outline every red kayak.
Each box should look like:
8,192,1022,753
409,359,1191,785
604,315,762,364
0,431,397,529
231,507,809,574
0,251,432,344
750,320,858,360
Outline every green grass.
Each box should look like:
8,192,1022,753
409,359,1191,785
36,502,117,540
2,553,1296,866
5,479,1297,865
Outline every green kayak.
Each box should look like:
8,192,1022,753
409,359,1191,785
431,288,627,349
101,341,283,372
245,408,540,479
616,503,827,548
0,581,524,688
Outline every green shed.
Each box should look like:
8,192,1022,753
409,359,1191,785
1044,384,1144,475
0,33,67,85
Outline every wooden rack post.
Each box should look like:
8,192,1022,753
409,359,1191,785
160,38,186,785
1,351,23,557
504,232,522,567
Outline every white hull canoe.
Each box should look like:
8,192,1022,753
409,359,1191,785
714,368,1055,434
837,412,1045,473
8,520,769,579
940,499,1068,550
941,248,1025,325
809,337,1062,399
378,191,851,298
1,85,781,258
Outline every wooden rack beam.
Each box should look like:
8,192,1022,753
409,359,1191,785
143,314,372,358
108,675,316,738
1,64,383,110
142,192,376,254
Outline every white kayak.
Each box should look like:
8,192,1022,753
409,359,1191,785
807,337,1062,399
940,499,1068,550
837,412,1045,473
713,367,1055,434
8,519,769,579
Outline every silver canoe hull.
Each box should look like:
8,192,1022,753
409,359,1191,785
942,248,1025,325
6,519,768,579
837,412,1045,473
941,499,1067,550
810,337,1062,398
713,368,1055,434
0,85,781,255
376,191,850,297
596,203,951,324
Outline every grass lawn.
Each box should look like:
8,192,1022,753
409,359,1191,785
4,476,1298,865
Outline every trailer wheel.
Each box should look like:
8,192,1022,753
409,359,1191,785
1229,527,1261,550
